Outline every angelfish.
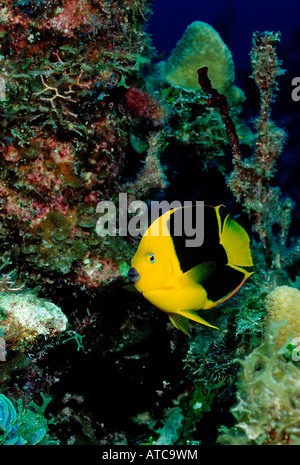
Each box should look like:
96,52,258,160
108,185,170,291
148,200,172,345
128,205,253,336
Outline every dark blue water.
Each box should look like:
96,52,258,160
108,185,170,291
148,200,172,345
147,0,298,75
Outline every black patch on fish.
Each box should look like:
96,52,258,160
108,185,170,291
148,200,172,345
167,205,247,302
204,265,246,303
167,205,226,273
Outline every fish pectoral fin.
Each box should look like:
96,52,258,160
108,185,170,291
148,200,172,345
180,310,219,330
169,313,190,337
123,284,141,296
181,261,216,285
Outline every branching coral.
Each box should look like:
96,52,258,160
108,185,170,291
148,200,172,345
198,32,292,268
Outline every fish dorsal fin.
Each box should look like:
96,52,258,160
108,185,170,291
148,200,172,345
181,261,216,285
169,313,190,336
220,215,253,267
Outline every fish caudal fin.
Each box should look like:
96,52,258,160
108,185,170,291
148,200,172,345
220,214,253,268
169,314,190,336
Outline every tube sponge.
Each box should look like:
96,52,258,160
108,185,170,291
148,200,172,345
264,285,300,347
163,21,243,104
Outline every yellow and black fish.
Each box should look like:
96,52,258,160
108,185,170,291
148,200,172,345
128,204,253,336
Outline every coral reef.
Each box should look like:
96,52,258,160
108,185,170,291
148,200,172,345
264,285,300,347
0,0,165,288
127,26,299,445
0,0,298,448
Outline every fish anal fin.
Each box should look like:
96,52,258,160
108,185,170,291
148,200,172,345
169,314,190,336
180,310,219,330
181,261,216,286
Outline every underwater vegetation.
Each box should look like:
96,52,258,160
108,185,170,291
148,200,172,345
218,325,300,445
0,0,299,448
0,392,58,444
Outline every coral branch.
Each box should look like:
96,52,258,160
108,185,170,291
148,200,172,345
34,75,76,107
197,32,292,269
0,274,24,292
197,67,242,167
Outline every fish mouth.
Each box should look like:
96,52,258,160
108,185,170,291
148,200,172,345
128,267,140,284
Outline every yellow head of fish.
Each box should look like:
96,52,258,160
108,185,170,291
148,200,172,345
129,210,181,293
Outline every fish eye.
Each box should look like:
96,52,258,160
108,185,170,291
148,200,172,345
149,253,155,263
